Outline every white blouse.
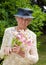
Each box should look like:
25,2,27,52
0,26,39,65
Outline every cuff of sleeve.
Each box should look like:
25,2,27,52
25,53,39,64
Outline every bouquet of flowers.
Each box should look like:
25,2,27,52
12,32,32,53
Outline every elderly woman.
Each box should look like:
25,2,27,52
0,8,39,65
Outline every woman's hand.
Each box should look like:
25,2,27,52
12,44,20,54
18,49,25,58
4,46,12,56
12,44,25,57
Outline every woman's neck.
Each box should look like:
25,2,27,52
16,26,27,31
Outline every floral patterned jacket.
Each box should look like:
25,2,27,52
0,26,39,64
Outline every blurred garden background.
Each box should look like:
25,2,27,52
0,0,46,65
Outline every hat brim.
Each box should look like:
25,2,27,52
14,15,34,19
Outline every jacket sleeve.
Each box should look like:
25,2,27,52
25,34,39,64
0,28,12,58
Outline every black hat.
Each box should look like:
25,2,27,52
14,8,34,19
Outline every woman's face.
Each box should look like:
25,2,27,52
15,17,32,28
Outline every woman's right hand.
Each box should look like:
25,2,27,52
4,46,12,56
4,45,20,56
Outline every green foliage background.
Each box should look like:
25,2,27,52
0,0,46,48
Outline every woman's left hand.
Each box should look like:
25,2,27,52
18,49,25,58
11,44,25,57
12,44,20,54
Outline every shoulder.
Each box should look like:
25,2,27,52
28,29,36,37
4,26,15,33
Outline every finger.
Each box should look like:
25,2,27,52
12,48,20,53
12,46,20,52
18,53,25,57
12,48,18,52
18,50,25,57
9,48,12,54
14,44,18,47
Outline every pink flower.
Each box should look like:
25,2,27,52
26,40,31,46
12,32,33,52
17,33,26,43
16,32,32,47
